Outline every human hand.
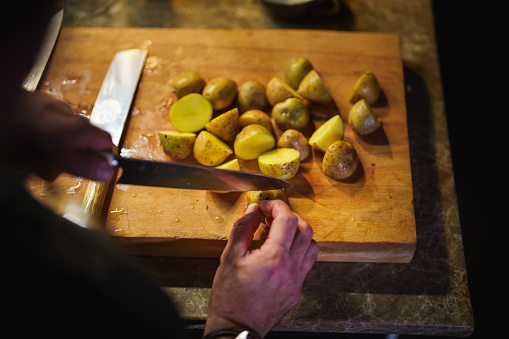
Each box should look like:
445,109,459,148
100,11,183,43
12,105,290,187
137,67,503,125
204,199,319,338
0,89,113,181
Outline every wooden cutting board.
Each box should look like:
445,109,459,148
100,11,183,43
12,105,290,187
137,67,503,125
28,27,416,263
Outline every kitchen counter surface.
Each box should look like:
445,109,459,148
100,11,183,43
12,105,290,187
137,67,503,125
57,0,474,336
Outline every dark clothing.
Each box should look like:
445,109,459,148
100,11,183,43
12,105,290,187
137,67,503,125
1,166,183,337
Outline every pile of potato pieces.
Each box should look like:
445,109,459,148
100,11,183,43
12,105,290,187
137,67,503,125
160,57,383,200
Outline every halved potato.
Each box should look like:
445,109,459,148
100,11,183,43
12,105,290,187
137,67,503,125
234,124,275,160
169,93,213,133
277,129,310,161
258,148,300,180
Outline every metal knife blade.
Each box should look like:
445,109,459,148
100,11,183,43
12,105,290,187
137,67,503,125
22,9,63,92
81,49,147,220
112,155,293,192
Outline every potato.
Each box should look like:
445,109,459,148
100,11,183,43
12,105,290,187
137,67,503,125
247,189,287,205
202,77,237,110
238,109,273,132
205,107,239,142
169,70,206,98
348,99,381,135
169,93,213,133
237,80,267,113
265,77,304,107
285,56,313,89
158,131,196,159
322,140,358,180
297,69,333,103
258,148,300,180
277,129,310,161
308,114,344,152
193,130,233,166
348,70,381,105
272,97,310,131
234,124,275,160
213,158,241,194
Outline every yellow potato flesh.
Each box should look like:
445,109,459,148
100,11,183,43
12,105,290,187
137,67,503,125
246,189,287,205
193,130,233,166
158,131,196,159
234,124,275,160
213,158,241,194
205,107,239,142
308,114,344,152
169,93,213,133
258,148,300,180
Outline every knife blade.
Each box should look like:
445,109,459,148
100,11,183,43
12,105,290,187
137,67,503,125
111,154,293,192
81,49,147,219
22,9,63,92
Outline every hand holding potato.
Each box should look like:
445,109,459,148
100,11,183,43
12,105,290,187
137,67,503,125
204,200,318,338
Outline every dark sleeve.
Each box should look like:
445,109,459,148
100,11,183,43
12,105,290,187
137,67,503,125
0,168,184,338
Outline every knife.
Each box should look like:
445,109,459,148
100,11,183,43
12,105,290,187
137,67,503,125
22,9,64,92
81,49,148,220
110,154,293,192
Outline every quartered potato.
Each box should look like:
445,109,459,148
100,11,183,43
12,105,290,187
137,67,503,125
247,189,287,205
297,69,333,104
158,130,196,159
308,114,344,152
205,107,239,143
348,99,381,135
193,130,233,166
284,56,313,89
272,97,310,131
348,70,381,105
265,77,304,106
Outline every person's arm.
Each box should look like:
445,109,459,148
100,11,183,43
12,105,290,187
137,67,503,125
0,89,113,182
204,199,319,338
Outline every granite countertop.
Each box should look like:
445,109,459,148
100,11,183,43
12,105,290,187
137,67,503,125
58,0,474,336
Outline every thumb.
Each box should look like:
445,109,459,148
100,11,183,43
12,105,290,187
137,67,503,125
223,204,262,259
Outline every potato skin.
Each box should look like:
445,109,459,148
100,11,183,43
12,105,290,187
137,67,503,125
246,189,287,205
277,129,310,161
271,97,310,131
193,130,233,166
348,99,381,135
158,131,196,159
237,80,267,113
348,70,381,105
285,56,313,89
322,140,358,180
169,70,206,98
202,77,238,110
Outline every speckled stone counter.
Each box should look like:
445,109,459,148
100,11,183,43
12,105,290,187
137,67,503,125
58,0,474,336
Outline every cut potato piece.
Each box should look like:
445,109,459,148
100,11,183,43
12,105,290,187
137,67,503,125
277,129,310,161
348,70,381,105
237,80,267,113
158,130,196,159
205,107,239,142
247,189,287,205
238,109,273,132
234,124,275,160
258,148,300,180
265,77,304,107
297,69,333,103
348,99,381,135
322,140,358,180
193,130,233,166
169,70,206,98
169,93,213,133
213,158,241,194
308,115,344,152
202,77,237,110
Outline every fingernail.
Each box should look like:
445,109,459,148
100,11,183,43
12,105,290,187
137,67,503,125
245,203,258,214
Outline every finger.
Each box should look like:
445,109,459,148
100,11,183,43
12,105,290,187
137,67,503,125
222,204,263,260
290,216,314,260
260,200,299,251
56,149,113,181
298,240,319,281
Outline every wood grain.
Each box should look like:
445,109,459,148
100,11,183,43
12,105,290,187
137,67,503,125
30,27,416,262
